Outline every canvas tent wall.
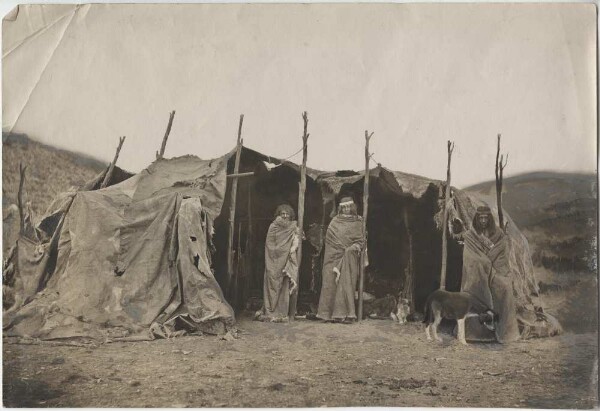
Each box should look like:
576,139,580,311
4,155,235,340
3,163,134,308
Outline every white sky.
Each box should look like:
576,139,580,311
2,2,597,187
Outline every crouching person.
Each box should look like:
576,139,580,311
256,204,300,322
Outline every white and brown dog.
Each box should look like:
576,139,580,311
390,297,411,324
423,289,496,345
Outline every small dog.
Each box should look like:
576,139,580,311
390,297,411,324
423,289,496,345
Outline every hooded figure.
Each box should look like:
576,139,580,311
317,197,366,323
461,206,520,343
258,204,300,322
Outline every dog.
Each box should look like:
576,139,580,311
423,289,497,345
390,297,411,324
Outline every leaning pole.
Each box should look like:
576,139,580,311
226,114,244,296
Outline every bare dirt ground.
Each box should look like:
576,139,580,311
3,314,597,408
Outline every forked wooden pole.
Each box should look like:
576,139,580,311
495,134,509,232
226,114,244,293
358,130,373,322
289,111,309,320
440,140,454,290
156,110,176,160
101,136,126,189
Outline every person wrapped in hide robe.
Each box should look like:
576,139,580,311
461,206,520,343
317,196,366,323
256,204,300,322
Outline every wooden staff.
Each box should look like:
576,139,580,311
289,111,309,320
440,140,454,290
156,110,176,160
495,134,509,232
101,136,126,188
358,130,373,322
226,114,244,291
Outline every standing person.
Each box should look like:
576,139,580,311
461,205,520,342
317,196,366,323
256,204,300,322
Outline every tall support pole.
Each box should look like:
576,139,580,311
17,163,27,235
101,136,126,188
289,111,309,320
156,110,176,160
244,181,254,301
440,140,454,290
401,205,415,313
358,130,373,322
226,114,244,292
495,134,509,232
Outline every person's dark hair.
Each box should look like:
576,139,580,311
471,205,496,235
274,204,295,220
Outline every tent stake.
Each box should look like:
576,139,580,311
101,136,126,188
289,111,309,320
226,114,244,294
440,140,454,290
358,130,373,322
156,110,176,160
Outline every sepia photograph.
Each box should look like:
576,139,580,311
1,2,598,408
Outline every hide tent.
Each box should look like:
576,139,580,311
315,167,560,338
3,145,560,341
3,155,235,340
208,146,325,310
316,167,462,310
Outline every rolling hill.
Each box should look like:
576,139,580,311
2,132,109,250
465,171,597,273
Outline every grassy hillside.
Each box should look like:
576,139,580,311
2,132,108,249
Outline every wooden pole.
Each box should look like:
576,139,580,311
358,130,373,322
226,114,244,292
289,111,309,320
234,220,242,308
101,136,126,188
440,140,454,290
495,134,508,232
401,205,415,313
227,172,255,179
245,180,254,300
17,163,27,235
156,110,176,160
